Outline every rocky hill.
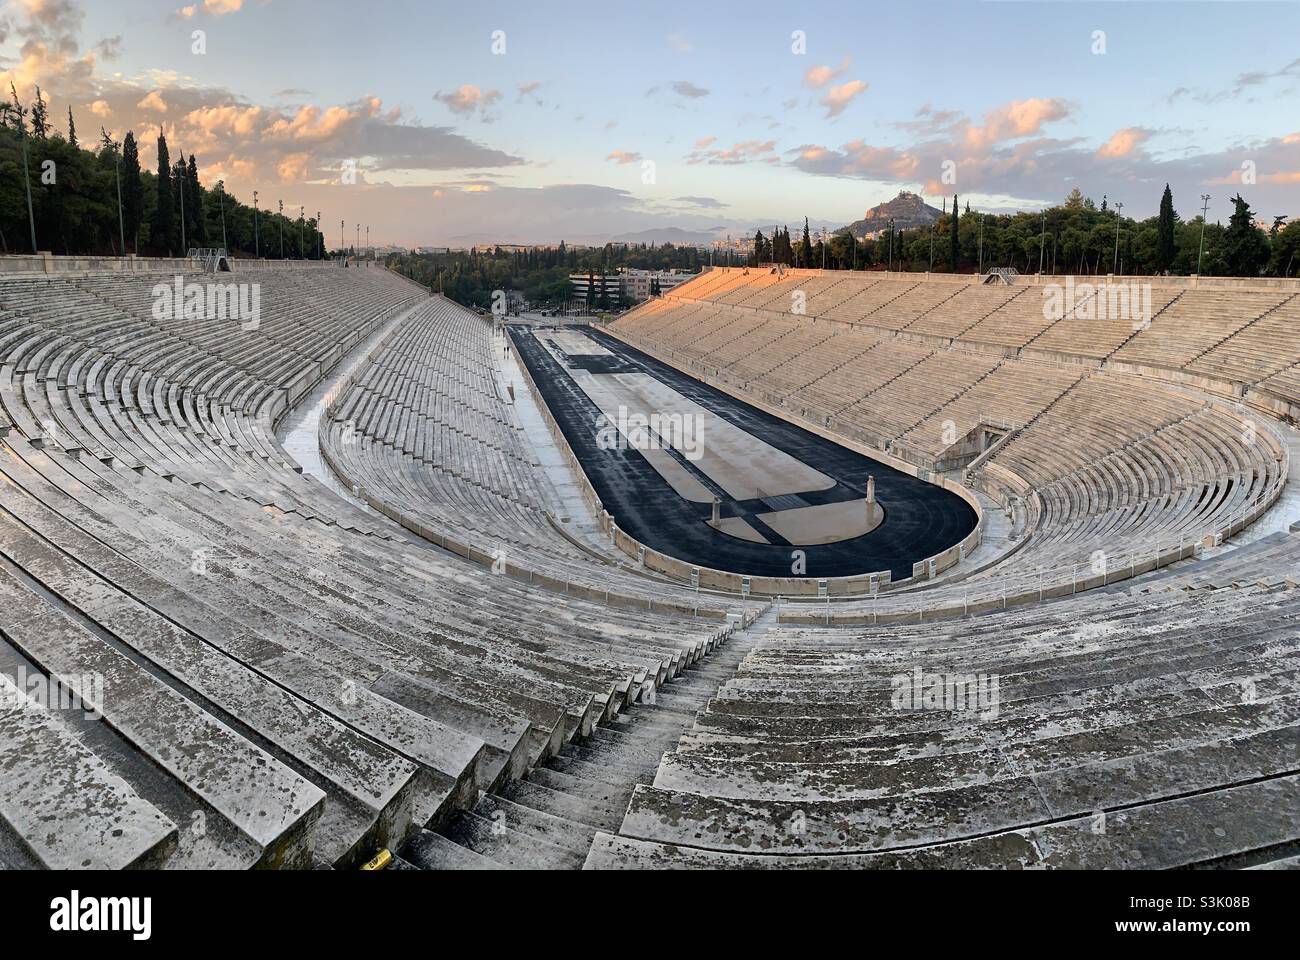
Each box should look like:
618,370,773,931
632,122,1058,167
845,191,943,238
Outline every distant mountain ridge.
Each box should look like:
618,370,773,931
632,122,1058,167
845,191,944,238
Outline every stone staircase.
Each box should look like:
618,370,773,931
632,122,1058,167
398,611,774,870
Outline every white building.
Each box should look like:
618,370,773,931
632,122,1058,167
569,272,623,305
618,269,695,303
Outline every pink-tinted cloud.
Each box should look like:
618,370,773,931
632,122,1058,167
434,84,502,116
1097,126,1151,158
822,79,868,118
686,139,778,165
963,98,1070,151
804,58,850,89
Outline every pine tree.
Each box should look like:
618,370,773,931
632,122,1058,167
153,131,174,254
800,218,813,268
1221,193,1268,277
1156,184,1177,273
30,86,49,138
6,82,23,132
950,195,960,271
122,132,143,253
67,106,77,147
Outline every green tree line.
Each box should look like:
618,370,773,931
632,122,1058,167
388,242,709,311
0,85,327,259
753,186,1297,277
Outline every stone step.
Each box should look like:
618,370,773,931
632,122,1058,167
500,778,625,831
444,810,586,870
404,828,505,870
0,673,178,870
475,793,600,854
526,767,632,806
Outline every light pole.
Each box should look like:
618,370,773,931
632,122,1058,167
978,215,985,275
316,211,322,260
112,137,126,255
217,180,228,251
1197,194,1212,276
1112,202,1124,274
340,220,345,257
888,218,894,272
17,108,37,252
253,191,260,258
1038,211,1046,274
366,225,370,259
299,206,305,259
278,200,284,259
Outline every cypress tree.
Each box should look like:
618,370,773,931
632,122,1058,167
186,154,204,246
1156,184,1176,273
950,195,960,271
67,106,77,147
153,131,174,254
122,132,143,253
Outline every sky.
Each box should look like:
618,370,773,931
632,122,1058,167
2,0,1297,247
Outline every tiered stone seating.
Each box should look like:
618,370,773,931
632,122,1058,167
899,359,1083,459
898,283,1015,340
1259,364,1300,412
834,350,1002,445
320,296,742,616
1186,294,1300,386
0,266,743,871
1113,290,1292,371
820,277,923,327
939,286,1047,349
592,554,1300,868
611,269,1291,615
788,336,930,421
1021,287,1185,362
4,259,1297,872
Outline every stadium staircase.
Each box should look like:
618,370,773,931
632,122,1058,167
401,610,775,869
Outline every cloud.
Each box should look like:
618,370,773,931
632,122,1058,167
667,32,692,53
963,98,1070,151
822,79,868,118
137,90,168,113
434,84,502,117
686,139,778,166
693,135,717,149
789,140,918,180
94,34,121,59
1097,126,1151,159
174,0,245,20
669,80,709,99
516,80,542,97
671,195,727,209
606,150,642,165
1169,57,1300,105
804,58,850,89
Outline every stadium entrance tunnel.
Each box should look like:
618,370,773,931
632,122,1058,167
510,325,977,582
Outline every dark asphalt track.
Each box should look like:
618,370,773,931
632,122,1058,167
510,324,976,580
